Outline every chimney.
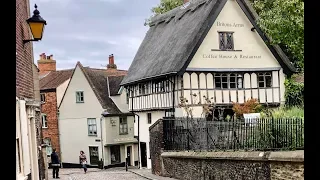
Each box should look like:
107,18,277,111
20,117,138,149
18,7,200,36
183,0,189,3
37,53,56,75
107,54,117,70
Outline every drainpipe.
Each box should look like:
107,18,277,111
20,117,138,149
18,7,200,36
100,116,105,168
57,110,63,168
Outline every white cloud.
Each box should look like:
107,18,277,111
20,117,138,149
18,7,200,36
30,0,160,70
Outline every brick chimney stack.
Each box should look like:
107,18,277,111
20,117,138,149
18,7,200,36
37,53,56,75
107,54,117,70
183,0,189,3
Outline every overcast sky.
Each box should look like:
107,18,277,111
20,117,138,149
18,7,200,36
30,0,160,70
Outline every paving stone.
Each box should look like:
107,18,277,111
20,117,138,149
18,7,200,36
48,168,147,180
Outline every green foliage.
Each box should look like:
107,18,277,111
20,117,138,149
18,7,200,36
251,0,304,70
151,0,183,15
284,76,304,106
145,0,183,26
260,106,304,119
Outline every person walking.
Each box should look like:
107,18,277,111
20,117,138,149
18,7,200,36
79,151,88,173
51,148,60,179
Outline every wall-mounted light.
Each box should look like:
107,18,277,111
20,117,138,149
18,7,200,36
251,27,256,32
23,4,47,44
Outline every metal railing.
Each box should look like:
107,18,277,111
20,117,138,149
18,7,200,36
163,117,304,151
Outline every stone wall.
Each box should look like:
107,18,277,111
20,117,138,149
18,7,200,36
159,151,304,180
149,119,304,180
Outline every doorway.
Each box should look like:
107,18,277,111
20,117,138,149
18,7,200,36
127,146,131,166
140,142,147,167
89,146,99,165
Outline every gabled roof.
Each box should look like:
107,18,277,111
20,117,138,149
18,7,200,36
59,62,128,114
40,69,73,90
121,0,296,86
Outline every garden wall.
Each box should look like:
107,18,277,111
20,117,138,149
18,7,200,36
149,119,304,180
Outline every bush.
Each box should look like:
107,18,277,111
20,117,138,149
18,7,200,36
285,76,304,107
256,106,304,150
232,98,263,119
260,106,304,119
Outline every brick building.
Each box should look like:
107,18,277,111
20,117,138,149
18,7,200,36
16,0,45,180
39,53,73,158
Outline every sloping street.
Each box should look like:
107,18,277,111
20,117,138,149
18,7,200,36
48,168,147,180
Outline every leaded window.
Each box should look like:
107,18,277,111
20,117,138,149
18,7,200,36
214,73,243,89
219,32,234,50
258,72,272,88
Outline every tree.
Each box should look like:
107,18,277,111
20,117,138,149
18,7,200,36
145,0,183,25
250,0,304,71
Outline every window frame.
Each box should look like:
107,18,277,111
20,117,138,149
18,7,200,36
257,72,272,88
43,138,52,156
87,118,97,136
218,31,234,51
42,114,48,128
40,93,46,103
214,73,243,89
76,91,84,103
119,116,128,135
126,89,129,104
147,113,152,124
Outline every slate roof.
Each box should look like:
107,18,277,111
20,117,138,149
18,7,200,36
108,76,125,96
40,69,73,90
121,0,296,85
59,62,128,114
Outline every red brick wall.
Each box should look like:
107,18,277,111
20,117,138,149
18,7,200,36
38,62,56,75
16,0,35,98
41,91,61,154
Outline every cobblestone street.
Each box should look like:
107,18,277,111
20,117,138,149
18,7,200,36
48,168,148,180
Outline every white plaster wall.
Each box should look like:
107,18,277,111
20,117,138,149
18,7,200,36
129,90,174,111
188,0,281,69
57,79,70,107
59,66,104,165
136,111,165,169
18,100,31,176
104,116,135,145
110,90,129,113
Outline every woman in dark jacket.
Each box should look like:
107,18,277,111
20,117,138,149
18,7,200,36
51,148,60,179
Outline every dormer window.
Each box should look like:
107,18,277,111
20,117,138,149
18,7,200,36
218,32,234,50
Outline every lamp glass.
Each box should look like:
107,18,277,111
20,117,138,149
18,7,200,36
28,22,45,40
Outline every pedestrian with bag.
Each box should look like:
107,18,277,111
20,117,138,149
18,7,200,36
51,148,60,179
79,150,88,174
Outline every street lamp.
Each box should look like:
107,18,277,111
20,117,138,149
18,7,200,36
23,4,47,44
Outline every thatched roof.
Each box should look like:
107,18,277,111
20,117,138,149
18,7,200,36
121,0,296,85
